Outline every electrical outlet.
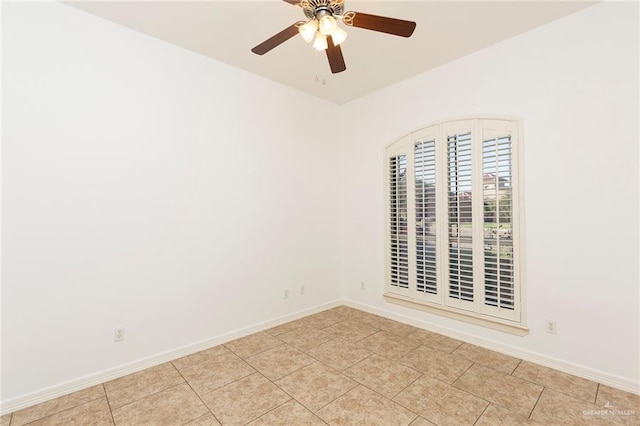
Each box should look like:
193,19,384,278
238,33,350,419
300,285,305,295
360,281,365,290
545,320,557,334
284,289,289,299
114,328,125,342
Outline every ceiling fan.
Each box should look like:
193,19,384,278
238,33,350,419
251,0,417,74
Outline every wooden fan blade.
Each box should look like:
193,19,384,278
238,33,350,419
325,36,346,74
251,23,299,55
282,0,300,4
344,11,416,37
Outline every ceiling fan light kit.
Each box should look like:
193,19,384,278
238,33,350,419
331,26,348,45
251,0,417,74
317,12,338,36
312,32,328,51
298,19,318,42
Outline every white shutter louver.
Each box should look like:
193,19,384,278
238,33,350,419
389,155,409,289
414,140,437,294
483,135,515,310
447,133,474,302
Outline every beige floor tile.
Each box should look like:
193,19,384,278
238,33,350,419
277,326,334,351
246,344,315,381
323,305,351,315
12,307,625,426
358,331,421,360
475,404,542,425
531,388,638,425
105,363,184,409
265,319,306,336
0,415,10,426
405,329,463,353
344,354,421,398
452,343,521,374
180,352,255,395
354,311,387,324
513,361,598,403
326,306,376,323
307,338,372,371
111,383,209,426
342,309,384,324
317,385,417,426
184,413,222,425
322,320,380,342
201,373,291,425
247,400,326,425
172,345,230,371
597,384,640,412
394,375,488,426
454,364,543,417
224,332,283,358
276,362,358,412
365,316,419,337
11,385,105,426
302,312,343,329
398,345,472,384
409,417,436,426
316,307,355,323
29,398,112,426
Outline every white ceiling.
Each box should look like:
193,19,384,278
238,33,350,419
65,0,596,105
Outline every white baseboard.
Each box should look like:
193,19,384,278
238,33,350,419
0,300,341,416
4,298,637,416
343,300,640,396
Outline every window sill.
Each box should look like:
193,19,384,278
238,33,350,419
384,293,529,336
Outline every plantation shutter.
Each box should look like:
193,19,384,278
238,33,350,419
445,131,475,309
414,139,438,298
480,120,521,322
388,154,409,291
482,134,514,310
384,117,523,327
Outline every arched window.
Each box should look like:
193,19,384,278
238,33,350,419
385,117,526,333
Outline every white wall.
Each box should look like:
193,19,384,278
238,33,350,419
339,2,639,391
2,0,639,410
1,2,341,404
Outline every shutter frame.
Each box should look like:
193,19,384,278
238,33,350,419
384,116,525,327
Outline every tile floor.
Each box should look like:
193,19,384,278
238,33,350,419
3,306,639,425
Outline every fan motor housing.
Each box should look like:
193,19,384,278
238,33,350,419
301,0,345,20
